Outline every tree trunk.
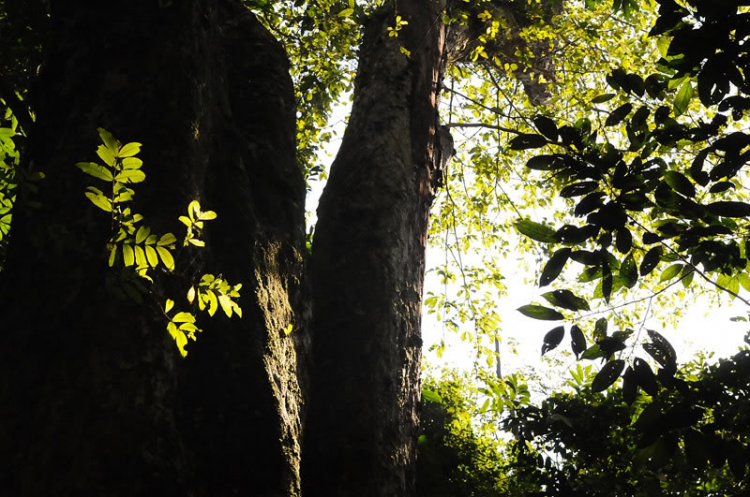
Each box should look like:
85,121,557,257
303,1,447,495
0,0,448,496
0,1,308,495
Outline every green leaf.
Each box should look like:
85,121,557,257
207,290,218,316
422,389,443,403
145,245,159,267
633,357,658,395
118,142,142,157
533,116,558,141
660,263,683,282
156,246,175,271
581,344,605,360
158,233,177,246
135,225,151,244
197,210,217,221
115,169,146,184
541,289,590,311
218,294,234,318
167,322,188,357
338,7,354,16
540,248,571,287
517,304,564,321
571,325,587,357
515,219,557,243
123,244,135,267
76,162,113,181
172,312,196,323
509,133,548,150
188,200,201,220
663,171,695,198
108,244,117,266
622,367,637,405
121,157,143,170
594,317,608,341
98,128,119,152
591,93,616,103
674,80,693,116
84,191,112,212
96,145,117,167
542,326,565,355
605,103,632,126
620,254,638,288
644,329,677,367
640,246,663,276
591,359,625,392
526,155,561,171
707,201,750,218
615,228,632,254
134,245,147,267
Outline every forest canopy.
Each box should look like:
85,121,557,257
1,0,750,495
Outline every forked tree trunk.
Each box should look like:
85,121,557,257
0,0,446,496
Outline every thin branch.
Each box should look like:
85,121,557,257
628,215,750,308
628,295,654,362
576,271,690,320
445,122,521,135
441,85,515,119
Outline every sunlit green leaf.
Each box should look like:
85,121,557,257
97,128,118,152
135,225,150,244
76,162,113,181
145,245,159,267
660,263,683,282
118,142,142,157
123,244,135,267
156,246,175,270
96,145,117,166
115,170,146,184
673,80,693,116
84,191,112,212
158,233,177,246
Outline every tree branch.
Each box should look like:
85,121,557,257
445,121,521,135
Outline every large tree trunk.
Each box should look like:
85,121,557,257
0,1,308,495
303,1,447,495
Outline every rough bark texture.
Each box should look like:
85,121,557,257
302,1,447,495
0,1,308,495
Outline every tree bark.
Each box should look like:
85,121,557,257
303,1,447,495
0,1,308,495
0,0,452,495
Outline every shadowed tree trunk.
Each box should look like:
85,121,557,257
0,1,308,495
302,1,448,495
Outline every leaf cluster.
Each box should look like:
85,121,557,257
516,0,750,401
